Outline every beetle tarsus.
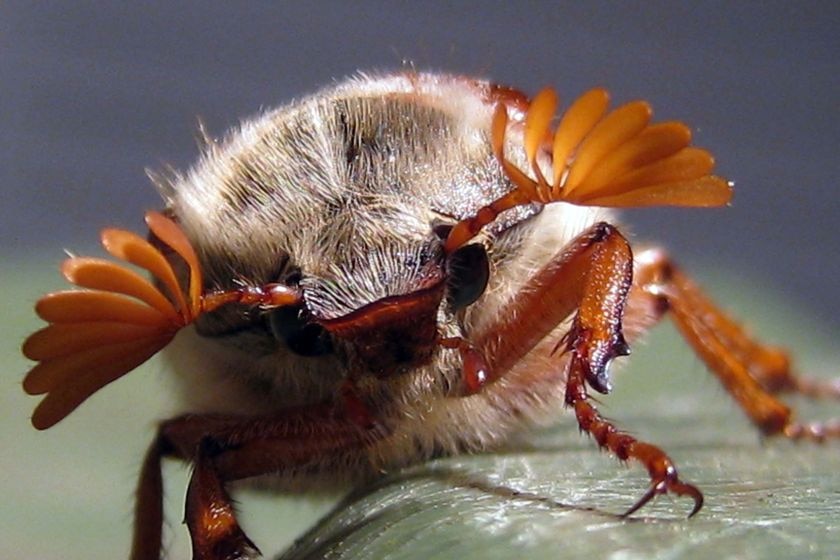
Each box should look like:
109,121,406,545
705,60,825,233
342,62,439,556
783,420,840,442
566,353,704,517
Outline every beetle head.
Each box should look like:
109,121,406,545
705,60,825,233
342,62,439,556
290,226,489,378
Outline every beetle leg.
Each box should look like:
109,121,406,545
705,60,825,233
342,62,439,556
132,434,167,560
186,439,260,560
133,414,231,560
555,225,702,516
131,414,249,560
130,409,382,560
473,222,702,516
565,353,704,517
476,221,632,386
629,248,840,441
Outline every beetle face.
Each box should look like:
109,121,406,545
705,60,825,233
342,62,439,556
189,196,495,380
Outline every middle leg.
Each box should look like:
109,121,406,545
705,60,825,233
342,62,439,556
627,247,840,441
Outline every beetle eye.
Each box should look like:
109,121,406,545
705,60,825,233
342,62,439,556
432,222,453,241
446,244,489,311
267,305,333,357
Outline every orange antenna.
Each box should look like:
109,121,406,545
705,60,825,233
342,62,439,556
444,87,732,253
22,211,300,429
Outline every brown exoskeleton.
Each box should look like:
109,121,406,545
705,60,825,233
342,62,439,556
22,72,840,559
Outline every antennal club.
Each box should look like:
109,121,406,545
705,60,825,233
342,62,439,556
444,87,732,253
22,211,300,429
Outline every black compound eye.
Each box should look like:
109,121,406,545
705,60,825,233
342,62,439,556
432,222,453,241
446,243,489,311
267,305,333,357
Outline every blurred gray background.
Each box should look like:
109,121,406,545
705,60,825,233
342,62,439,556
2,2,839,326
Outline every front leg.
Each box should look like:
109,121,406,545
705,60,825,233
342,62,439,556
131,408,383,560
186,440,260,560
473,222,702,516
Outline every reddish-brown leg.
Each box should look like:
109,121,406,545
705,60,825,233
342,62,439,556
473,222,703,516
132,437,166,560
186,441,259,560
130,409,382,560
630,248,840,441
132,415,245,560
564,354,704,517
